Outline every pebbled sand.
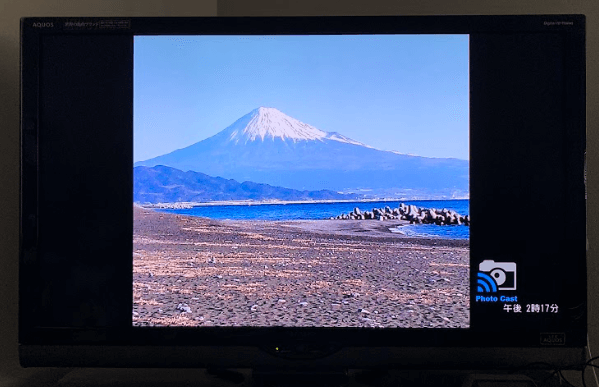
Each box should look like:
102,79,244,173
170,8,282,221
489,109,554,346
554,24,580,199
133,207,469,328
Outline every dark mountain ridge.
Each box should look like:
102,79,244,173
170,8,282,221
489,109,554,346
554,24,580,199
134,165,360,204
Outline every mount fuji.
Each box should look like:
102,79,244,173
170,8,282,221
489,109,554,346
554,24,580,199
135,107,468,198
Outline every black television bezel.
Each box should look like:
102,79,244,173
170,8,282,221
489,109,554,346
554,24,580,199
20,15,587,369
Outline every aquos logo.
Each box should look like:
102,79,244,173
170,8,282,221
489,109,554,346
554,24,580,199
32,22,54,28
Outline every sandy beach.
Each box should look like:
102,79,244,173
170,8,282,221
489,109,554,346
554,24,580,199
133,206,469,328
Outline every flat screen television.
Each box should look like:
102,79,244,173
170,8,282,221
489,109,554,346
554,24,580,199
20,15,587,372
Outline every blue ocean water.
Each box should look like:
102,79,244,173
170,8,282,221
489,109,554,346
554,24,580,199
158,199,469,240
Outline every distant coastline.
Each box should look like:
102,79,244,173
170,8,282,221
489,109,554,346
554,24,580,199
137,197,469,209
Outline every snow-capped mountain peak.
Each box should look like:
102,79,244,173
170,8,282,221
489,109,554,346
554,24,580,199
135,106,469,198
227,107,327,143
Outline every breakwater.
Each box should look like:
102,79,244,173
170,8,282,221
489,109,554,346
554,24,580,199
333,203,470,226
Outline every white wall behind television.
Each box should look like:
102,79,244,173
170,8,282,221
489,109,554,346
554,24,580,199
0,0,596,384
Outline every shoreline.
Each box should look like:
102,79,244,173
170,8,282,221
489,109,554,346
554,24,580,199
235,219,469,245
137,197,470,209
137,205,470,242
139,205,469,244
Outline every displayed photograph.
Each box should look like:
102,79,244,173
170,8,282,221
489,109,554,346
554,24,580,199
132,35,470,328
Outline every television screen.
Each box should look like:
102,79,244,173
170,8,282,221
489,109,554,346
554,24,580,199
132,34,470,329
19,15,586,369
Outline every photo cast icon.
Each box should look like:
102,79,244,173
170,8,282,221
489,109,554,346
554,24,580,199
477,260,517,291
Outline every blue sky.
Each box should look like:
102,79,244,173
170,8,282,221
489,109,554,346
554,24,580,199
134,34,469,162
